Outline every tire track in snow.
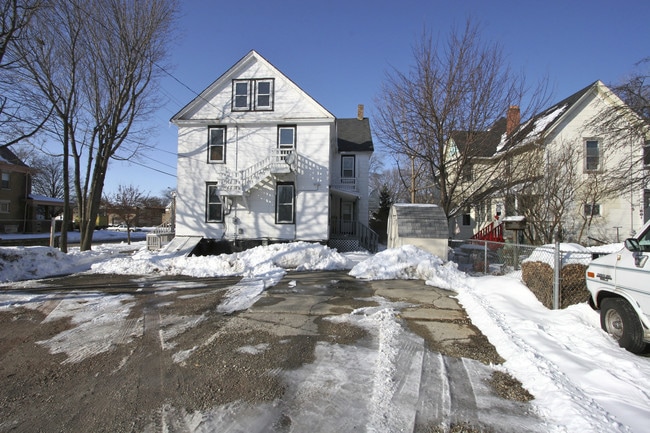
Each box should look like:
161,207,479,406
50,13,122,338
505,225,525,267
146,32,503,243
457,280,631,432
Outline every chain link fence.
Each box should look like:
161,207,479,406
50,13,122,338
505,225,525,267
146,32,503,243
449,239,600,309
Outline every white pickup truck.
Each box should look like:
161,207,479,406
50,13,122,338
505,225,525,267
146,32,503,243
586,220,650,354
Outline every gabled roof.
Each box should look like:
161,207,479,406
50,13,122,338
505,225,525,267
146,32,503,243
451,117,508,158
171,50,334,122
0,146,30,172
494,81,599,155
337,118,374,152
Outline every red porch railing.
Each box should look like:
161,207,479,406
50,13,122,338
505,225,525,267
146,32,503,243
471,221,504,243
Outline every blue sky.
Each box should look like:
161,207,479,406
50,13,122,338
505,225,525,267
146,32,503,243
104,0,650,198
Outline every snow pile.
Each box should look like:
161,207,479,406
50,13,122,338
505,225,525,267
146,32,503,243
349,244,467,290
523,243,593,267
89,241,351,279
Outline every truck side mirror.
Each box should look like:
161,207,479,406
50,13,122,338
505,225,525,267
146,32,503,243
625,238,647,267
625,238,641,252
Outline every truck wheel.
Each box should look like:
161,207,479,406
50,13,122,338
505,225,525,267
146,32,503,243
600,298,646,354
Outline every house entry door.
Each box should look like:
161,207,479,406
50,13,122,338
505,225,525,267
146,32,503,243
341,202,354,235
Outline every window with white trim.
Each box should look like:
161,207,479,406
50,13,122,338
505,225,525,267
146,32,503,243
276,183,295,224
255,79,273,110
208,126,226,163
206,183,224,222
233,80,250,110
278,126,296,149
1,172,9,189
0,200,9,213
585,139,600,171
232,78,274,111
341,155,355,178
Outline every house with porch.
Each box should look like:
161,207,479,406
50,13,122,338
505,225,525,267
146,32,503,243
459,80,649,245
170,50,375,253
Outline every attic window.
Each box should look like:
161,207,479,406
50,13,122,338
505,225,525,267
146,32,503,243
584,139,600,171
232,78,274,111
233,80,250,110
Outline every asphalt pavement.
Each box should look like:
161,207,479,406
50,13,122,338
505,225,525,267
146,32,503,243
0,270,547,432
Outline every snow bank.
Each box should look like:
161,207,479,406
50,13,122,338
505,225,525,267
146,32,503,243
349,244,467,290
90,241,352,279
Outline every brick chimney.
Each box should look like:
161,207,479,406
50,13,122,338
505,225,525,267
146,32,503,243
357,104,364,120
506,105,520,136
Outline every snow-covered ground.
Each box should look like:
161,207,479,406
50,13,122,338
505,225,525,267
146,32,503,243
1,238,649,432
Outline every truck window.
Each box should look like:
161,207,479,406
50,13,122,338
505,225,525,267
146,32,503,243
638,226,650,252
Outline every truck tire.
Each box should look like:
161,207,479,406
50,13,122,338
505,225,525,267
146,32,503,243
600,298,646,354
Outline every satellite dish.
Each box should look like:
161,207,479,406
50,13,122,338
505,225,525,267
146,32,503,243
285,151,296,166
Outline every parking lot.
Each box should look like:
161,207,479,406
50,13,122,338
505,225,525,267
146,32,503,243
0,271,544,432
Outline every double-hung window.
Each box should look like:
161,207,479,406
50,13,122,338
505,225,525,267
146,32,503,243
255,79,273,110
341,155,355,178
206,183,224,222
232,78,274,111
585,139,600,171
0,200,9,213
276,182,295,224
208,126,226,163
1,172,9,189
233,80,250,110
278,126,296,149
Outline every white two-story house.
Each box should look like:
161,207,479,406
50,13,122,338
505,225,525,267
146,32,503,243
460,80,649,245
170,50,375,253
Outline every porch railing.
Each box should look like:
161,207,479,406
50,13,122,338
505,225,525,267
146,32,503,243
330,217,378,252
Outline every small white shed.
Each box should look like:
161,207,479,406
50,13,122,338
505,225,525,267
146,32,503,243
387,204,449,259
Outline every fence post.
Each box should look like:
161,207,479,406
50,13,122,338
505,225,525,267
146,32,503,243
484,241,488,274
553,239,560,310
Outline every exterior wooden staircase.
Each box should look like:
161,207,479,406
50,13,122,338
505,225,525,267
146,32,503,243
471,221,504,244
219,149,295,196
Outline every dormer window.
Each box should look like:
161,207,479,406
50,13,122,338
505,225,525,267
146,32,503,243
232,78,274,111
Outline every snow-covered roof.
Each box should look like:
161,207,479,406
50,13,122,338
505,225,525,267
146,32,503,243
28,194,65,204
494,81,599,155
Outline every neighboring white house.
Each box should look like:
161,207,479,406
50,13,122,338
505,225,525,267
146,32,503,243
170,50,375,252
460,80,649,244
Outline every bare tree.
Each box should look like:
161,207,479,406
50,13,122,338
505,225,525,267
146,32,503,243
15,0,178,251
11,143,67,198
0,0,49,147
74,0,177,251
374,20,549,220
597,59,650,141
518,143,579,244
14,0,88,252
104,184,146,245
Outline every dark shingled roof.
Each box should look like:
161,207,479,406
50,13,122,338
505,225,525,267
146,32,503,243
496,81,597,154
392,204,448,239
337,118,374,152
451,117,508,158
0,146,28,167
